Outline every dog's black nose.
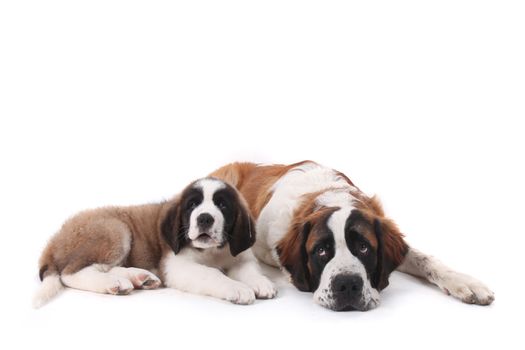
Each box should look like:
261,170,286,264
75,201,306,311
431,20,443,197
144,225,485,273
332,274,363,298
197,213,214,229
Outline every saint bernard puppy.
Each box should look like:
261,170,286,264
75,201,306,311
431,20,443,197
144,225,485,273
210,161,495,311
34,177,276,308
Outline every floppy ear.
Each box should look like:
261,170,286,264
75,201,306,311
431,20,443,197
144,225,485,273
372,218,408,291
228,200,256,256
276,222,312,292
161,201,188,254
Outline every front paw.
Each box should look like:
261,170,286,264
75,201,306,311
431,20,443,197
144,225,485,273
246,276,278,299
220,281,256,305
439,272,495,305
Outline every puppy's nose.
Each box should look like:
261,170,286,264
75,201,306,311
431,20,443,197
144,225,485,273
332,274,363,299
197,213,214,229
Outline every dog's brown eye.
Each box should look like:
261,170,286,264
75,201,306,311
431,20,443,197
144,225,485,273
188,201,198,210
316,247,327,256
359,243,368,254
217,200,227,210
316,243,330,257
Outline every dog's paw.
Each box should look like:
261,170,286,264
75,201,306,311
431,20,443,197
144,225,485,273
132,272,162,290
220,282,256,305
107,277,134,295
246,276,277,299
109,267,162,290
438,272,494,305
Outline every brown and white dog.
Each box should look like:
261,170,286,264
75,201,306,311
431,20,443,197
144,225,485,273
210,161,495,311
34,177,276,308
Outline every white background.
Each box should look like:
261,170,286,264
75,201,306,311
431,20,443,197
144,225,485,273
1,1,524,349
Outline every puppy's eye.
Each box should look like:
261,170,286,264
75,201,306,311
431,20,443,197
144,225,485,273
217,200,228,210
188,201,198,210
359,243,368,255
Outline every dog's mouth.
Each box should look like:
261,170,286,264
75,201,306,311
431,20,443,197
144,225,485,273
190,231,223,249
196,233,212,242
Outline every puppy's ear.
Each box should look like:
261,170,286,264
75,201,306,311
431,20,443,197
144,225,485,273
228,199,256,257
372,218,408,291
276,222,312,292
161,201,188,254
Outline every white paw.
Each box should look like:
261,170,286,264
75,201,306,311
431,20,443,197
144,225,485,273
220,281,256,305
246,276,278,299
106,277,134,295
439,272,495,305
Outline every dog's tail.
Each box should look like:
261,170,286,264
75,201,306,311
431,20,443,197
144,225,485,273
33,272,63,308
33,251,63,308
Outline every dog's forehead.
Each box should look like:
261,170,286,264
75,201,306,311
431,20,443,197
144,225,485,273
316,190,356,237
193,178,226,199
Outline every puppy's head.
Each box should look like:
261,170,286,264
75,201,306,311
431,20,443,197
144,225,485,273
161,178,255,256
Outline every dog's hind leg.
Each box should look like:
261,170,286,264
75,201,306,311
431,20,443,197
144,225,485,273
59,219,135,295
61,264,134,295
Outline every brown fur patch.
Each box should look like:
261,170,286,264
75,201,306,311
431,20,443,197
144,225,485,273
275,188,339,291
38,200,175,278
303,207,341,253
353,196,407,267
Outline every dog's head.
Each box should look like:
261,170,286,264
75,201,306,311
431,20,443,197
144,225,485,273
161,177,255,256
277,192,408,311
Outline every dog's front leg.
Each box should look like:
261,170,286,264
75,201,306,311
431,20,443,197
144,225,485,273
227,252,277,299
162,253,256,305
397,247,494,305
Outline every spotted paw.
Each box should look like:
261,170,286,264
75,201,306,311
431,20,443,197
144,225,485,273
439,272,494,305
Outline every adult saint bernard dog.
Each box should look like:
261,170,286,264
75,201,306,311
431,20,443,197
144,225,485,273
210,161,494,311
34,178,276,308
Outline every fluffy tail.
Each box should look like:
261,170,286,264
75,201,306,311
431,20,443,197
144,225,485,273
33,256,64,309
33,272,64,309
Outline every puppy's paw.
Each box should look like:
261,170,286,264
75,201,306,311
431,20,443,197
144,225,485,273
220,282,256,305
107,277,134,295
439,272,494,305
246,276,277,299
109,267,162,290
133,272,162,290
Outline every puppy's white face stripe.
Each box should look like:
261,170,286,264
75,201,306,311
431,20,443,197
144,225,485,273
313,206,380,311
193,178,226,193
188,179,226,247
